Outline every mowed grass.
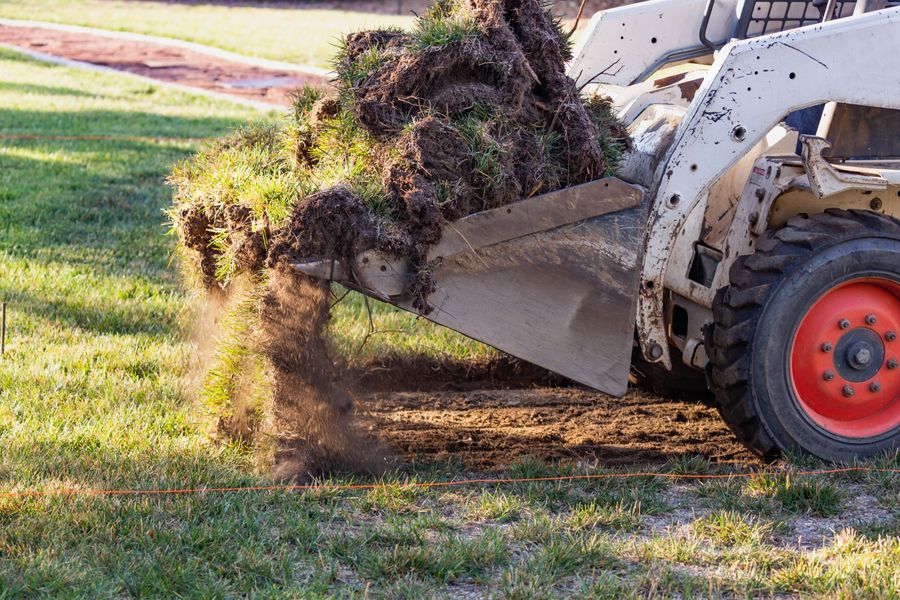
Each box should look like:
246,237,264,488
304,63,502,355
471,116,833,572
1,49,899,597
0,0,415,69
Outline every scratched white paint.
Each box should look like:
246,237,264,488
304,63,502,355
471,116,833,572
637,7,900,367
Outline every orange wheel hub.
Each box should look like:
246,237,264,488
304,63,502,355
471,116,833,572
790,278,900,438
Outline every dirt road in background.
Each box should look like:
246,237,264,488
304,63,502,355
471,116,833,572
0,24,323,106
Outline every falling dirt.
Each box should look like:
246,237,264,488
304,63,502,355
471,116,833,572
184,290,227,386
359,386,756,470
258,267,395,480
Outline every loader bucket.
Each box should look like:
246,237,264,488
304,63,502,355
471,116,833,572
294,177,648,396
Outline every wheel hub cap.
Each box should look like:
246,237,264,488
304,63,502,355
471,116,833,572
834,329,884,382
790,278,900,438
848,345,871,369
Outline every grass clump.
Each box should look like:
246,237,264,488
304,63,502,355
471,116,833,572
411,0,482,50
696,478,778,515
454,109,511,195
500,532,618,597
691,510,774,546
468,490,528,523
567,500,643,533
771,529,900,596
171,124,299,227
775,476,844,517
584,95,630,176
331,527,509,584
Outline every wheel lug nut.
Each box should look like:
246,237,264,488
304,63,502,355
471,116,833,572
821,342,833,352
823,370,835,381
839,318,851,329
869,381,881,393
842,385,855,397
888,359,899,370
865,314,877,325
887,331,897,342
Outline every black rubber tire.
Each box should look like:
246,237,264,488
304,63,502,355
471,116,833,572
707,209,900,462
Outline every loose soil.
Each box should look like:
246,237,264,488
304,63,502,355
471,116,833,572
349,354,570,393
0,24,322,106
358,385,755,470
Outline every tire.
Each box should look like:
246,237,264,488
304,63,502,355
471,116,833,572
707,209,900,462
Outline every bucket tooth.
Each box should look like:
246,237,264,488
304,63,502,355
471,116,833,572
290,255,403,302
291,258,345,282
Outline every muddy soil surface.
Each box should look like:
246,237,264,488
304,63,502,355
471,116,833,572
0,24,323,106
359,384,756,470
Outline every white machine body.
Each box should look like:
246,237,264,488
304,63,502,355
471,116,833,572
569,0,900,370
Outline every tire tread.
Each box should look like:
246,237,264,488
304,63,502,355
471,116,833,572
707,210,900,460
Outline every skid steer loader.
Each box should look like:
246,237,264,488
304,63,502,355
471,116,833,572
296,0,900,461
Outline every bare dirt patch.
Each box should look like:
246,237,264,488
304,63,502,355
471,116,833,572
359,386,755,469
349,354,569,393
0,24,322,105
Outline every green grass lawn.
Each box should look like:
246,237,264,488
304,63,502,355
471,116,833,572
0,0,415,69
1,48,899,598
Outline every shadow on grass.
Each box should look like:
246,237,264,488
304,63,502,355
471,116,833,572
0,110,244,251
0,107,250,338
0,285,176,336
0,81,98,98
0,437,328,596
0,107,254,138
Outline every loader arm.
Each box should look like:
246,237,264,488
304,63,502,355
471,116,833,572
637,7,900,368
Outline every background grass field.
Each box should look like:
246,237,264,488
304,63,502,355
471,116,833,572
0,25,898,600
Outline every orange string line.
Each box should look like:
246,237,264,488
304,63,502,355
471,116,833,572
1,467,895,499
